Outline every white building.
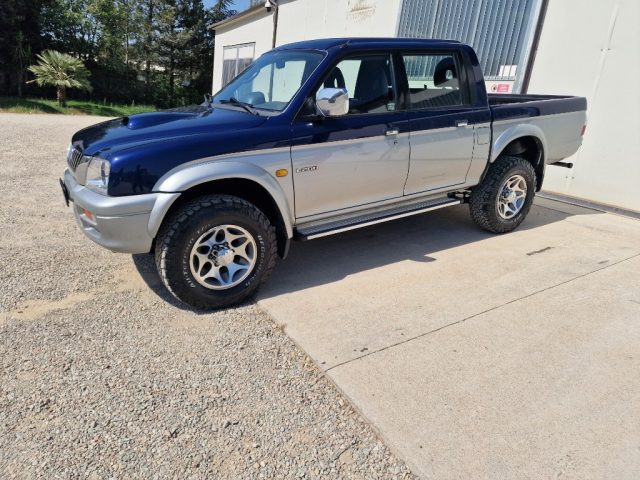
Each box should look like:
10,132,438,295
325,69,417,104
211,0,639,213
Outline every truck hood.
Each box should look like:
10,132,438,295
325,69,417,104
72,105,268,157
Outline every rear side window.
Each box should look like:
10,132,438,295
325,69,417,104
402,53,464,109
319,54,397,114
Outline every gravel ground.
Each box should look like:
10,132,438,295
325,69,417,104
0,113,415,479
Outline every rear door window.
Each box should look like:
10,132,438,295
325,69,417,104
402,53,465,109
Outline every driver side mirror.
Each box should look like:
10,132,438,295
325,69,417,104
316,88,349,117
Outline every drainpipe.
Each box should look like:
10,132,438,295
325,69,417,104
267,0,279,102
268,0,279,48
211,29,216,94
521,0,549,94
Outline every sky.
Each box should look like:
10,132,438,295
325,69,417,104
203,0,251,12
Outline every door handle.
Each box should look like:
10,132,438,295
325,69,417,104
386,129,400,136
456,120,469,128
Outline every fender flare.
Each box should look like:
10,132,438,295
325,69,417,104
148,159,294,240
491,123,547,164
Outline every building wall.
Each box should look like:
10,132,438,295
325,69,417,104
212,11,274,93
213,0,639,212
528,0,639,211
212,0,403,92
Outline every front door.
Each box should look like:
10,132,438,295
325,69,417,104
400,52,478,195
291,53,410,219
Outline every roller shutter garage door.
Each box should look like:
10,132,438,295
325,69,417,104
397,0,544,93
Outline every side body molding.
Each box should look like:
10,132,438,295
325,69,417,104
150,156,295,239
490,122,547,164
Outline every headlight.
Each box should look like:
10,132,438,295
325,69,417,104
85,157,110,195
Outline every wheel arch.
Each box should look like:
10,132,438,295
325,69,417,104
490,125,547,191
149,161,294,258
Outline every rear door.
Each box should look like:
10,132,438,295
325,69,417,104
400,51,481,195
290,53,410,219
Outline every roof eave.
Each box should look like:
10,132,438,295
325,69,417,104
209,5,265,30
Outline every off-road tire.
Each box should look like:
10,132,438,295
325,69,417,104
155,194,277,310
469,155,536,233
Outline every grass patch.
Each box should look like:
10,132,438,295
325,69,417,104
0,96,155,117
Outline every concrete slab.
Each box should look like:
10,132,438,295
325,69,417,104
259,201,640,369
257,199,640,478
329,255,640,479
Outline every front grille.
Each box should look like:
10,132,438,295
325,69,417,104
67,146,87,172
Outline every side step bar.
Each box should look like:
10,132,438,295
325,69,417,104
296,198,462,240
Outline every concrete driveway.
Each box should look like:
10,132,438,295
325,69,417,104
258,199,640,479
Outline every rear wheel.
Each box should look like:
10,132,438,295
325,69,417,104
469,155,536,233
155,194,277,310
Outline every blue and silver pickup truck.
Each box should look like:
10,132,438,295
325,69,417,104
61,38,587,309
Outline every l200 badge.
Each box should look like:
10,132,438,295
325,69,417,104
296,166,318,173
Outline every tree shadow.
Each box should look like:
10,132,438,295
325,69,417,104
0,96,152,116
68,103,136,117
0,97,60,113
70,104,122,116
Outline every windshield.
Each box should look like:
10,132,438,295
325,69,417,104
213,50,325,112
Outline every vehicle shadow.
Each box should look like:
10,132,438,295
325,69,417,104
130,253,184,309
131,250,256,313
258,201,598,299
131,201,599,309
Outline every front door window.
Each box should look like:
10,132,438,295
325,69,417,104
319,54,397,114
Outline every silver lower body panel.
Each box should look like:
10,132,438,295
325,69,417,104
63,169,177,254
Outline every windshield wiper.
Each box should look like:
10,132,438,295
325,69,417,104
219,97,259,115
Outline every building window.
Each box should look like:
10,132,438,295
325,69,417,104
222,43,256,87
397,0,544,93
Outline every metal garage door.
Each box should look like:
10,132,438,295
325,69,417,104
397,0,544,93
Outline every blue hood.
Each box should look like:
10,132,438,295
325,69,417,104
72,106,268,157
69,105,292,196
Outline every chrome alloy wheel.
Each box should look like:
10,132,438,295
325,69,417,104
497,174,528,220
189,225,257,290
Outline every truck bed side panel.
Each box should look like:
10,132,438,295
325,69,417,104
489,95,587,164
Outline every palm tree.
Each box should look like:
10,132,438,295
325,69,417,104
27,50,92,106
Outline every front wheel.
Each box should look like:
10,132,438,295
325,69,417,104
155,194,277,310
469,155,536,233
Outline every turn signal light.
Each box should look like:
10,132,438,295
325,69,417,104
275,169,288,177
82,208,95,221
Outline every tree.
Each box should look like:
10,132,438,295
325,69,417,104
28,50,92,105
40,0,99,60
0,0,43,95
4,0,236,105
211,0,235,20
156,0,214,105
14,31,32,97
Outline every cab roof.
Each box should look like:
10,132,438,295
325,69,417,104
276,37,462,51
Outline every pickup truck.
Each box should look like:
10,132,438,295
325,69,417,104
61,38,587,309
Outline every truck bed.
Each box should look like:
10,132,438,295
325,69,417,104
488,93,587,165
488,93,580,105
488,93,587,120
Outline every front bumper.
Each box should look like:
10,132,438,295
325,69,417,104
62,169,178,254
